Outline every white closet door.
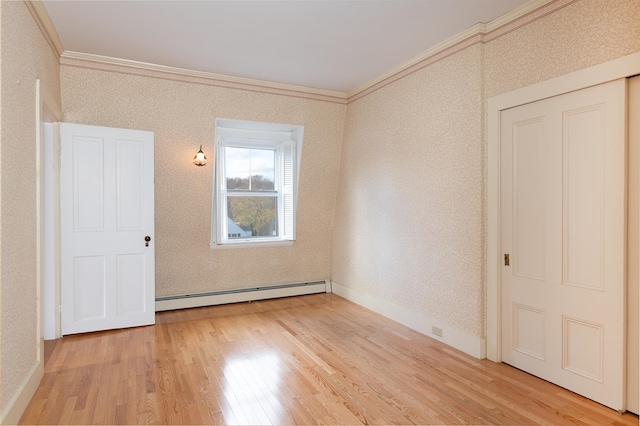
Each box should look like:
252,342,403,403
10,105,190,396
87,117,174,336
500,79,626,411
61,123,155,335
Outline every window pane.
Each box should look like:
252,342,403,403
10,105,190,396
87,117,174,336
225,147,275,190
227,196,278,238
225,147,250,189
250,149,275,190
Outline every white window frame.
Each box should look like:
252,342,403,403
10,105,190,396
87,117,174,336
211,118,303,249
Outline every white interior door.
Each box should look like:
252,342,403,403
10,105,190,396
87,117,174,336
500,79,626,411
61,123,155,335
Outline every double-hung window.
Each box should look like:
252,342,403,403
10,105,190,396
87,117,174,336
211,119,303,248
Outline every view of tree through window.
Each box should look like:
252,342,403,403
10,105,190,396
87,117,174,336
227,196,277,237
225,147,277,238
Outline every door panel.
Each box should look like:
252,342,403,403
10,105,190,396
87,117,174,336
562,316,603,382
512,117,546,281
116,254,146,315
563,106,605,289
501,79,626,411
73,255,106,321
61,123,155,335
512,304,545,360
116,140,146,230
73,137,104,232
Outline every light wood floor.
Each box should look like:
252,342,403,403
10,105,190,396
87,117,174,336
21,293,638,425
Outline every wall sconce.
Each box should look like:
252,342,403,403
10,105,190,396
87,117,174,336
193,145,207,166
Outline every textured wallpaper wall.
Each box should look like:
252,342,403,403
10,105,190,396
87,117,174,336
331,0,640,339
60,67,345,297
332,46,485,336
484,0,640,99
0,1,61,413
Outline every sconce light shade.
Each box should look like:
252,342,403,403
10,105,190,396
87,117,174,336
193,145,207,166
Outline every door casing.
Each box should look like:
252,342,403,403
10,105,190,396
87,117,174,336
626,76,640,414
36,80,62,343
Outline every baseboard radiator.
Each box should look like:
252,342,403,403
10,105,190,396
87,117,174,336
155,280,330,312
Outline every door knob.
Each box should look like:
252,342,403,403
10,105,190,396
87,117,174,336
145,236,151,247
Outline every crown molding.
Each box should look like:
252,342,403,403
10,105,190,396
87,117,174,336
24,0,63,60
346,0,575,103
27,0,575,105
484,0,556,32
346,22,485,102
60,51,348,104
482,0,578,42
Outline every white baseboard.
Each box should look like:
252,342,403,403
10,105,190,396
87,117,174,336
331,281,486,359
1,360,43,425
156,280,330,312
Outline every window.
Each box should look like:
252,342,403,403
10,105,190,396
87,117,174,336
211,119,303,248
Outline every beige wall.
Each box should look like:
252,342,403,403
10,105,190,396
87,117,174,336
484,0,640,99
333,45,485,335
0,0,61,415
331,0,640,339
60,67,346,297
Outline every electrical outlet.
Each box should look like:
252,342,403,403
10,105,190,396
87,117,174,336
432,326,443,337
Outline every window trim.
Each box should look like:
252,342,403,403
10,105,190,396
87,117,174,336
210,240,294,250
210,119,303,249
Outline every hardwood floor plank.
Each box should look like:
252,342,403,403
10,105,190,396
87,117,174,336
20,294,639,425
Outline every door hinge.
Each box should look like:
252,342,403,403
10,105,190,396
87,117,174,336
504,254,510,266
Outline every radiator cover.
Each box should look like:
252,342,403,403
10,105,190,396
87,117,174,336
155,280,329,311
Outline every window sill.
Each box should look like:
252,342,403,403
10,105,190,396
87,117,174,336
209,240,294,250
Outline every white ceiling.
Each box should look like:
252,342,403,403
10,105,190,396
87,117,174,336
43,0,529,93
